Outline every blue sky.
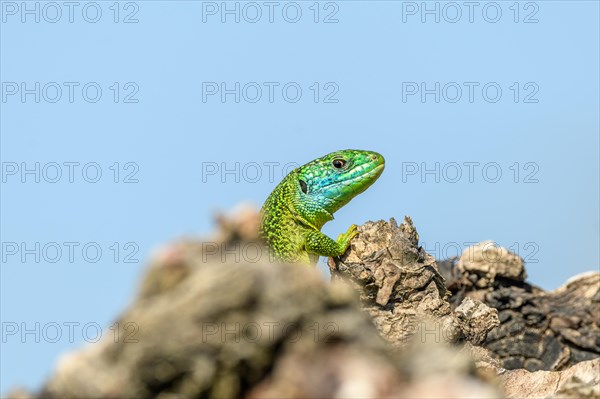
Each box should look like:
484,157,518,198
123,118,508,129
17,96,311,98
1,0,599,394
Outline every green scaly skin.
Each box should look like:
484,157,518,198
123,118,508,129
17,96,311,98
260,149,385,265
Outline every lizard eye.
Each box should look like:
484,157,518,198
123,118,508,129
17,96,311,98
299,179,308,194
332,159,346,169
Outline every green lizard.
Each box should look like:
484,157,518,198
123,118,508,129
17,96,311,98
260,149,385,265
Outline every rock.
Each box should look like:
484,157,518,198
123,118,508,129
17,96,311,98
454,297,502,345
441,243,600,371
5,208,600,399
329,217,500,348
457,240,526,286
36,250,408,399
11,238,504,399
555,375,600,399
499,358,600,398
3,388,34,399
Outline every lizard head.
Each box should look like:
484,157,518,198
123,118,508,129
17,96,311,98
295,149,385,220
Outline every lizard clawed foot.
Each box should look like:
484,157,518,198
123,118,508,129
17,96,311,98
336,224,359,254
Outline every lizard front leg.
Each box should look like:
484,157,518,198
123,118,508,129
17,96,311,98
305,224,358,257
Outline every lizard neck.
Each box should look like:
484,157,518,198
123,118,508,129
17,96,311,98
285,172,333,230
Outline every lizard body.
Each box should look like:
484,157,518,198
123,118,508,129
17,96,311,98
260,149,385,265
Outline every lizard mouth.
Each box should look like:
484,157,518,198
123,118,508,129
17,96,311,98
348,163,385,184
320,162,385,191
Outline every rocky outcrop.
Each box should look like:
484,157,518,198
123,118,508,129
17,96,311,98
8,233,500,399
438,242,600,372
328,217,499,347
5,207,599,398
38,257,404,398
